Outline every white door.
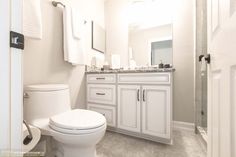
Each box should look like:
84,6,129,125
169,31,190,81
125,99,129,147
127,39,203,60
207,0,236,156
0,0,23,153
118,85,141,132
142,86,171,139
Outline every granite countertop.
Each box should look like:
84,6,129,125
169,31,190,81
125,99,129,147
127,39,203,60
85,68,175,74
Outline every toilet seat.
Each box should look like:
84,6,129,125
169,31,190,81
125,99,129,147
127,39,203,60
49,109,106,135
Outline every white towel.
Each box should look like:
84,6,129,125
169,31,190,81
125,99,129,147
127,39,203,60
23,0,42,39
63,6,85,65
72,8,86,40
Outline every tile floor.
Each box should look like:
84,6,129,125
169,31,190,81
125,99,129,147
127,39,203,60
97,130,206,157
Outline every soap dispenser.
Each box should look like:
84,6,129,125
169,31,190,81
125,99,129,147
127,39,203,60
159,60,164,68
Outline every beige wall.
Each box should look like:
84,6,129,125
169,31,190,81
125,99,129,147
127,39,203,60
23,0,105,109
172,0,195,123
105,0,195,123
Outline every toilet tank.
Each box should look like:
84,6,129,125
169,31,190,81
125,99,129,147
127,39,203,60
24,84,71,124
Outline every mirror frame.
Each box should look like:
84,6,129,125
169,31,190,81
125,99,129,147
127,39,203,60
91,21,106,54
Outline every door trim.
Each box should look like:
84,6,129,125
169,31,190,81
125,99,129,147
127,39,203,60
0,0,11,151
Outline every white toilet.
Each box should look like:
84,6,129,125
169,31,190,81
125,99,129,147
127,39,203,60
23,84,106,157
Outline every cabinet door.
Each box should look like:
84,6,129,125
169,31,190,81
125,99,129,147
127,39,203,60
118,85,141,132
142,86,171,139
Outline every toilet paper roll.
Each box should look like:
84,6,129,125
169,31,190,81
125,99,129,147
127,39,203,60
23,124,41,153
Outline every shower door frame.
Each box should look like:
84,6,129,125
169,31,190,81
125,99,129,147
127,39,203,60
0,0,23,152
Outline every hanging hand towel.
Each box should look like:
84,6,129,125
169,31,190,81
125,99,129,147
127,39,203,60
72,8,86,40
23,0,42,39
63,6,85,65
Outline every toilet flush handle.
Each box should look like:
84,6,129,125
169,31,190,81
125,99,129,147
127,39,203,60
23,92,30,99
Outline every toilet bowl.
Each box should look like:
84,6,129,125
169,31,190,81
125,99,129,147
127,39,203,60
23,84,106,157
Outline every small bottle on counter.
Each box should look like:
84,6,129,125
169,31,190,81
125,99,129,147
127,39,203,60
159,60,164,68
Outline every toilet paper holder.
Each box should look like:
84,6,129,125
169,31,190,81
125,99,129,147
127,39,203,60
23,120,33,145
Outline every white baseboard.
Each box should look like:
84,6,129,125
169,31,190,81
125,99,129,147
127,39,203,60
173,121,195,132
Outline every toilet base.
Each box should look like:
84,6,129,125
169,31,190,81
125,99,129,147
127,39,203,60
59,144,97,157
49,124,106,157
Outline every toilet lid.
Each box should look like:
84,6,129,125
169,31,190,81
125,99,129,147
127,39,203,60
49,109,106,130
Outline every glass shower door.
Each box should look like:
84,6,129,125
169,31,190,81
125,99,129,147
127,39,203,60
195,0,207,141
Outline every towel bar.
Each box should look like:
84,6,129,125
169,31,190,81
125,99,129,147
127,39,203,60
52,1,65,7
52,1,87,24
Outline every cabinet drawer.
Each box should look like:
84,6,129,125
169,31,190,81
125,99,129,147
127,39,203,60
88,104,116,127
118,73,171,84
87,84,116,105
87,74,116,83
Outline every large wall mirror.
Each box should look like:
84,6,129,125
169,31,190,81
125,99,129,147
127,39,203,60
128,0,173,66
105,0,173,67
129,25,172,66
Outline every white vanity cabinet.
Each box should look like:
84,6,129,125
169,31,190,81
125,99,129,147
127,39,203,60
86,72,173,144
117,85,171,138
117,73,172,141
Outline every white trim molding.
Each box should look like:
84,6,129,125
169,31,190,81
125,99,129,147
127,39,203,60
0,0,11,150
173,121,195,132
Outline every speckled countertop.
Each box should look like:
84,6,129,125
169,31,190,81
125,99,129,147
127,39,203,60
85,68,175,74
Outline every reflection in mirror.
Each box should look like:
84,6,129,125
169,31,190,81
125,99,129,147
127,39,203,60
230,0,236,15
129,24,172,66
127,0,173,66
150,38,172,65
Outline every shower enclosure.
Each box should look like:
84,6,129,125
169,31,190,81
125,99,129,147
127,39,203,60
195,0,207,141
